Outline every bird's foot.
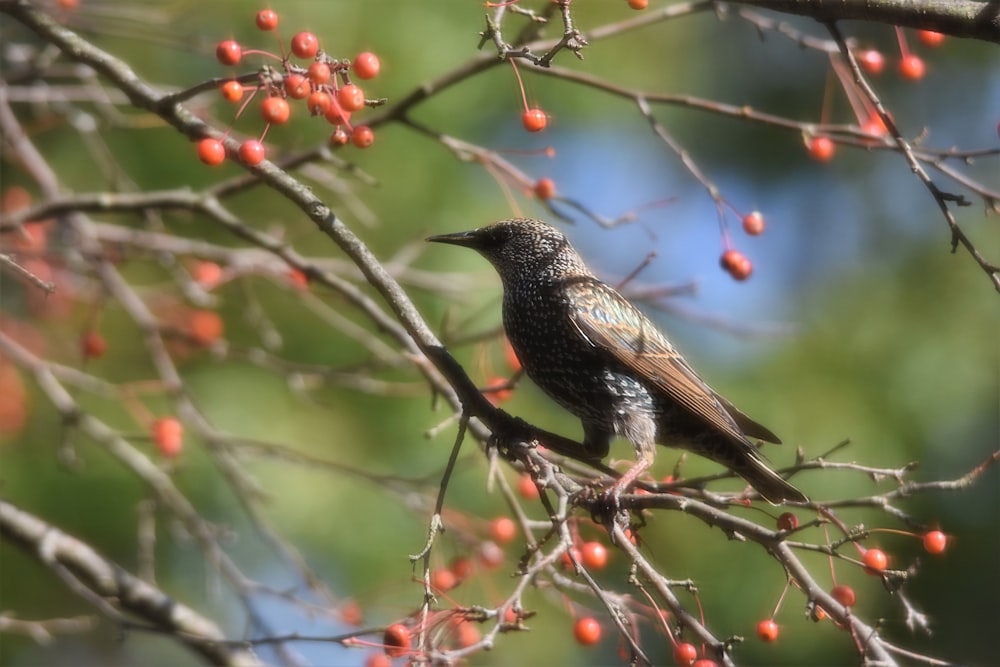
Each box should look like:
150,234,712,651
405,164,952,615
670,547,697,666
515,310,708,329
586,484,630,540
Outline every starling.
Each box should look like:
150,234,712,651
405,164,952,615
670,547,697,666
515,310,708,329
427,218,806,504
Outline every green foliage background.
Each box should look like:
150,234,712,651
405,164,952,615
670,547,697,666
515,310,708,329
1,1,998,666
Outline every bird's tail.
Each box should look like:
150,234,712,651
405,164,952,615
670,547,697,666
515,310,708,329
734,451,807,504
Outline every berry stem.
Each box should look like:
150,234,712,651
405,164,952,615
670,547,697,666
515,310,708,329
509,59,530,112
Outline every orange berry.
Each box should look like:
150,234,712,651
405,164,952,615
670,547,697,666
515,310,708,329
533,178,556,200
220,80,243,102
863,547,888,574
516,473,539,500
454,620,481,648
580,541,608,569
290,31,319,59
449,556,474,581
81,330,106,358
255,9,278,31
807,136,836,162
674,642,698,666
197,138,226,166
238,140,265,166
284,73,310,99
489,516,517,543
521,108,547,132
382,623,410,658
917,30,945,48
923,530,948,555
151,417,183,457
353,51,380,80
337,84,366,112
831,584,856,607
365,653,392,667
351,126,375,149
340,599,364,626
307,62,331,85
193,261,223,289
430,567,457,592
484,376,513,405
720,249,752,281
628,0,649,9
756,619,779,642
857,49,885,75
260,97,290,125
573,617,601,645
188,309,223,345
215,40,241,66
898,54,926,80
741,210,765,235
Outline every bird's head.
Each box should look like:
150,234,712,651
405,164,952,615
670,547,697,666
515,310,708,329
427,218,588,282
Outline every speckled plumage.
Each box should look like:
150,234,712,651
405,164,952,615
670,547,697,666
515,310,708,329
428,218,805,504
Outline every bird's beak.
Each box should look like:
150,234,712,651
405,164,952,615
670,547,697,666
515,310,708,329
426,230,482,248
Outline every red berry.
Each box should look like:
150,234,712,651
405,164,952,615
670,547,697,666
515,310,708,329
720,249,752,281
923,530,948,555
260,97,290,125
353,51,381,80
284,73,310,99
193,261,223,289
329,127,349,146
776,512,798,531
517,473,539,500
215,40,241,66
521,108,547,133
430,567,456,592
238,140,265,166
255,9,278,31
628,0,649,9
151,417,183,457
580,541,608,569
863,547,888,574
857,49,885,75
756,619,779,642
741,210,765,235
831,584,856,607
560,546,582,571
307,61,331,85
81,331,106,358
917,30,945,48
337,84,366,112
489,516,517,543
898,54,926,80
382,623,410,658
220,80,243,102
808,136,836,162
287,269,309,290
351,126,375,149
308,91,332,116
533,178,556,200
573,617,602,646
197,138,226,166
693,661,718,667
674,642,698,666
290,31,319,59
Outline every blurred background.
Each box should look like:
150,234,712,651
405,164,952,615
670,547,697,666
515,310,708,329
1,1,998,665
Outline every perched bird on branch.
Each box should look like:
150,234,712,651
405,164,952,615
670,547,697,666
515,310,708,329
428,218,805,505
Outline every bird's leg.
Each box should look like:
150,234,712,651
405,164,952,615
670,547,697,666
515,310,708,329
606,445,654,507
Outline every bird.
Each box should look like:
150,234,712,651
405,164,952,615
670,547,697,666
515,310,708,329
427,218,806,504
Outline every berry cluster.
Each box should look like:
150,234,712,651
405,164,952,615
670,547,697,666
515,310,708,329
198,9,382,168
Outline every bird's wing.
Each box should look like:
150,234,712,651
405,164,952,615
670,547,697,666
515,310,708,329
563,278,778,446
